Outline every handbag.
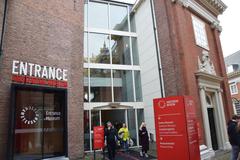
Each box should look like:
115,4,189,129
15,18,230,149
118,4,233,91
129,138,134,147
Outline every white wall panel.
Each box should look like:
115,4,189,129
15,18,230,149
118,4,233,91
134,0,162,140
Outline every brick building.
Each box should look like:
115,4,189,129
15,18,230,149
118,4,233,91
0,0,233,159
225,50,240,114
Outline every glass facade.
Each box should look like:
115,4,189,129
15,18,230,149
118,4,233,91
84,0,143,151
90,69,112,102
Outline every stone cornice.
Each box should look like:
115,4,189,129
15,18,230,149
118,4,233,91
199,0,227,15
228,70,240,79
195,71,223,83
171,0,223,32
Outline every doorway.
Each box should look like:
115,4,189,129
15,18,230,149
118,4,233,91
206,94,219,150
84,108,144,151
101,110,125,131
10,85,67,160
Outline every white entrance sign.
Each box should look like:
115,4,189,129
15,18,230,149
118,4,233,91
12,60,68,81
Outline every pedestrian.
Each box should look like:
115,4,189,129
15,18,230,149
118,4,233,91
227,115,240,160
118,123,130,153
139,122,149,158
105,121,117,160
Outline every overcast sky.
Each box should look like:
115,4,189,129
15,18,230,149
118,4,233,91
219,0,240,57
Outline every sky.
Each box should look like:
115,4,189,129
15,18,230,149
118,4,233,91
219,0,240,57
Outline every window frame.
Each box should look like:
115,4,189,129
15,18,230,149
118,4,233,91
191,15,209,50
230,83,238,95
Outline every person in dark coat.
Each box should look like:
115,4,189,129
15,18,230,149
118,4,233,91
105,121,117,160
227,115,240,160
139,122,149,158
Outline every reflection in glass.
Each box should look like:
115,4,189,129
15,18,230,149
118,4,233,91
14,89,66,159
110,5,128,31
89,33,110,64
134,71,143,102
84,111,90,151
113,70,134,102
111,35,131,65
84,33,88,63
127,109,137,146
88,2,108,29
132,37,139,65
130,13,136,32
84,69,89,102
137,109,144,129
84,2,88,27
43,92,65,158
90,69,112,102
91,110,100,129
14,91,43,160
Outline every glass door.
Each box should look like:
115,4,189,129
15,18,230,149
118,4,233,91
14,90,43,160
43,92,65,158
13,87,66,160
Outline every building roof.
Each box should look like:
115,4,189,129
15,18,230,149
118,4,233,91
225,50,240,67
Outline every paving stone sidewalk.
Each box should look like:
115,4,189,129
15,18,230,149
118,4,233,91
84,142,231,160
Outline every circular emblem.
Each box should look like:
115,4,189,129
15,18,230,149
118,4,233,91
158,100,166,109
20,106,39,125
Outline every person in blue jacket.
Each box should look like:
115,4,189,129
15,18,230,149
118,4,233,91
228,115,240,160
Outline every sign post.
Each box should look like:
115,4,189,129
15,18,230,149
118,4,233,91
93,126,105,160
153,96,200,160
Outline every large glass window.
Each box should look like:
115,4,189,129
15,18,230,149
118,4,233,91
134,71,143,102
137,109,144,129
88,2,108,29
111,35,131,65
84,69,89,102
84,111,90,151
110,4,128,31
130,13,136,32
84,33,88,63
132,37,139,65
84,2,88,28
113,70,134,102
127,109,137,146
89,33,110,64
91,110,100,129
83,0,142,103
90,69,112,102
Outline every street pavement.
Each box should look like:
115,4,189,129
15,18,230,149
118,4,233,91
84,148,231,160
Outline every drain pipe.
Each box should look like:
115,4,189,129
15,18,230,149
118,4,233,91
150,0,166,97
0,0,8,56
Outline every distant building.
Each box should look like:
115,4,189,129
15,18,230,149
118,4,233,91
225,50,240,114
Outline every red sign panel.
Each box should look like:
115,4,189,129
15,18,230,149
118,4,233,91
12,75,68,88
93,126,105,150
153,96,200,160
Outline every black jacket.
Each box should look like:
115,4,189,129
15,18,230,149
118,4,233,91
227,120,240,146
105,127,117,146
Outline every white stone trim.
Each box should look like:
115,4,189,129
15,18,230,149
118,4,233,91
172,0,222,31
200,145,215,160
84,102,144,110
84,63,141,71
196,71,231,157
85,27,138,37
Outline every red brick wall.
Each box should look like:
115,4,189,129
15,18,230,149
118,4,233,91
0,0,84,159
154,0,233,145
0,0,4,41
